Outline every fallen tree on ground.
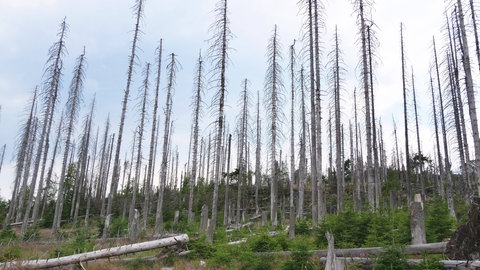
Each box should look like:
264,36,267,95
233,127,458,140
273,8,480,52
0,234,189,269
256,242,447,257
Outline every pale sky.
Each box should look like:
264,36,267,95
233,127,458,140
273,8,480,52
0,0,471,199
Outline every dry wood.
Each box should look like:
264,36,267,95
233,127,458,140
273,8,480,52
0,234,188,269
257,242,447,257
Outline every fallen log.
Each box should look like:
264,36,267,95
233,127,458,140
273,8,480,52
256,242,447,257
0,234,189,269
319,257,480,270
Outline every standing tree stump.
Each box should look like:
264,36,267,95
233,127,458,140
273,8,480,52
200,205,209,233
410,194,426,244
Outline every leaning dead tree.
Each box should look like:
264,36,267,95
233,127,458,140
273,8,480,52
103,0,144,239
4,87,38,228
51,49,86,235
20,19,68,236
1,234,189,269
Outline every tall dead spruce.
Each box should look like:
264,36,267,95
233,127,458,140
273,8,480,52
50,49,87,235
155,53,177,235
353,0,375,210
129,63,150,239
206,0,231,243
264,25,284,227
455,0,480,196
19,19,68,236
188,51,204,223
103,0,144,238
143,40,163,229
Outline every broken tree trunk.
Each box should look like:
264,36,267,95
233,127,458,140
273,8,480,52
410,194,426,244
1,234,189,269
257,242,447,257
325,232,336,270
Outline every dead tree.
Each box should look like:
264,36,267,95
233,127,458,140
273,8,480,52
187,51,204,223
264,25,284,227
206,0,231,243
155,54,177,235
103,0,145,238
144,39,163,229
51,49,86,235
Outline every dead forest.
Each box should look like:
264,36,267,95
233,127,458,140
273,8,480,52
1,0,480,269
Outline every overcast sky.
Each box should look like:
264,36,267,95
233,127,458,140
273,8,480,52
0,0,463,199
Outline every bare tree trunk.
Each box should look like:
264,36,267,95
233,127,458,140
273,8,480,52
155,54,177,236
432,39,446,199
144,39,163,229
400,23,412,204
255,91,262,214
2,235,189,269
429,71,445,199
289,41,296,238
207,0,231,243
353,88,362,211
264,25,284,227
298,67,307,218
313,0,325,220
85,127,99,228
21,19,67,236
4,87,38,228
0,144,5,175
224,134,232,225
332,27,344,213
455,0,480,196
305,0,319,226
129,63,150,240
433,39,456,218
367,26,380,210
447,49,469,200
73,99,95,228
103,0,144,239
411,68,425,199
355,0,374,210
51,50,86,235
188,51,204,223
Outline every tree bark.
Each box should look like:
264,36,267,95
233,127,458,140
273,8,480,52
1,235,189,269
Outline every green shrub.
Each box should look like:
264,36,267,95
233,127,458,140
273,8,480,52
109,217,128,238
274,233,289,251
295,219,312,235
425,198,455,242
374,247,409,270
316,209,411,249
186,237,216,259
210,243,246,268
315,209,369,248
239,253,273,270
249,233,279,252
281,241,314,270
